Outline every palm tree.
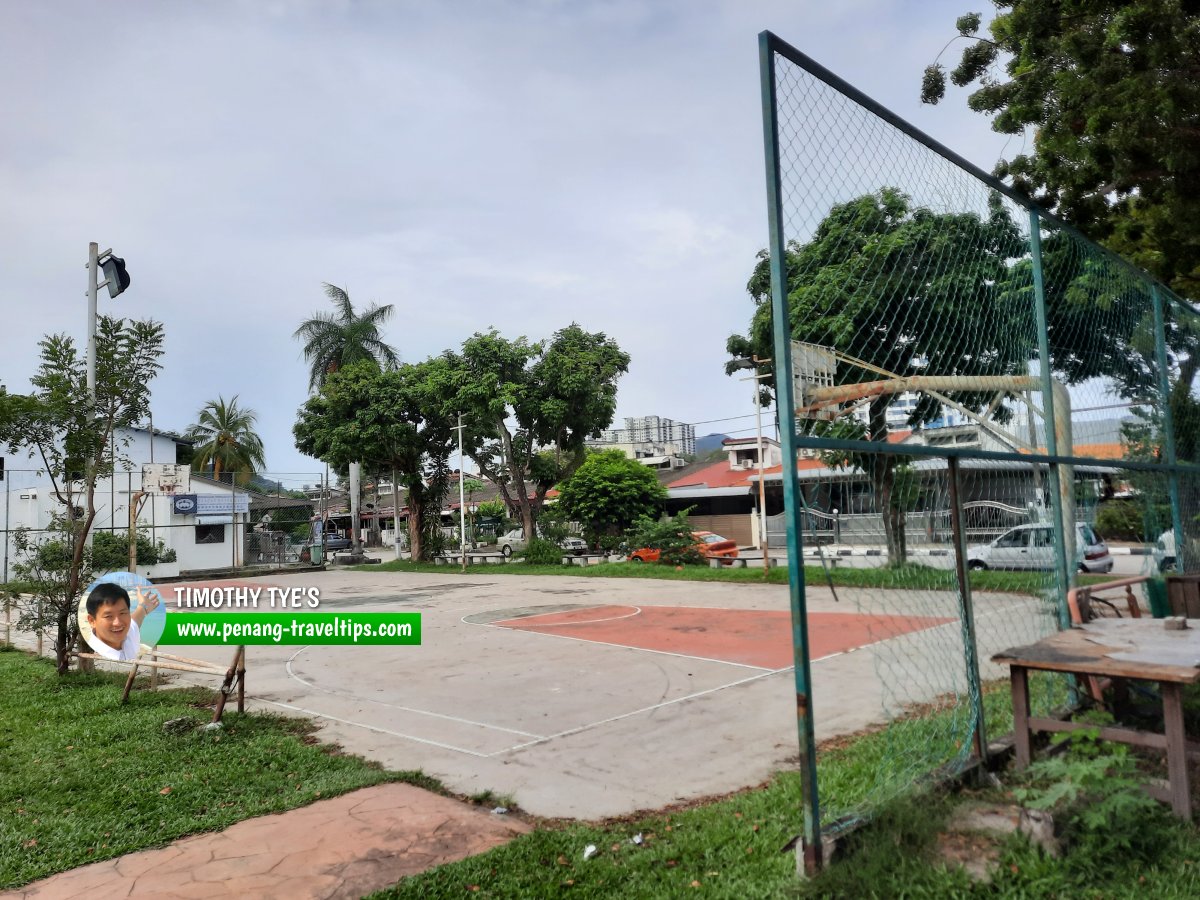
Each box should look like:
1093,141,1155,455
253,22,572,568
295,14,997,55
186,395,267,485
293,283,400,392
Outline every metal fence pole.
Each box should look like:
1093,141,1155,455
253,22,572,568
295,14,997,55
760,30,822,875
1151,287,1186,572
1029,211,1073,631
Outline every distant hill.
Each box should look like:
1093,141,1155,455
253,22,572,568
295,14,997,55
695,433,729,456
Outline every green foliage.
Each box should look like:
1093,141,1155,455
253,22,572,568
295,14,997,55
185,395,266,486
293,362,452,561
0,317,165,672
925,2,1200,298
434,325,630,539
91,530,177,570
1095,499,1148,542
625,511,704,566
557,449,667,546
474,499,507,522
1013,713,1163,856
521,538,563,566
293,282,400,393
733,189,1029,563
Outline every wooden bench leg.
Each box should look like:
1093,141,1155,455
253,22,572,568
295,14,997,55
1011,666,1032,769
1163,682,1193,820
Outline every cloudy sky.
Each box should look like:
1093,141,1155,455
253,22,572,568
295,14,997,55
1,0,1014,488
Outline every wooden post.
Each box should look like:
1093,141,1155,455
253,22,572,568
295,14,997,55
1011,666,1032,769
237,648,246,713
1163,683,1193,820
121,661,140,704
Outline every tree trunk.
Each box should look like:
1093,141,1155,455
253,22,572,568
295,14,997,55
407,492,423,562
867,398,906,567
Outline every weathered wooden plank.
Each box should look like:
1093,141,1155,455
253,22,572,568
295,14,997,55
1162,683,1193,820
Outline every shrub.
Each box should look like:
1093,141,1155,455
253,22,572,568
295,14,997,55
91,530,178,570
522,538,564,565
1094,500,1145,542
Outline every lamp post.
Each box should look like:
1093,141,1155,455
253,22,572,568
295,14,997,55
731,357,773,573
452,414,468,572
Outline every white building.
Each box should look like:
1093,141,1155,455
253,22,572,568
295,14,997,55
2,427,249,583
591,415,697,456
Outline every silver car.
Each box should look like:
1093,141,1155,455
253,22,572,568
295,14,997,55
495,529,587,558
967,523,1113,574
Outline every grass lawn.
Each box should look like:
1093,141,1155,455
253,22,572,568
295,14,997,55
359,557,1116,595
372,681,1200,899
0,647,438,889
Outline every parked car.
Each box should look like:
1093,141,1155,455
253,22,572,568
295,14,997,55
966,523,1112,574
496,529,588,558
322,533,352,551
1154,530,1178,573
628,531,739,564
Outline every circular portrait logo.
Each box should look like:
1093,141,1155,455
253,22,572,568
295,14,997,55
77,572,166,661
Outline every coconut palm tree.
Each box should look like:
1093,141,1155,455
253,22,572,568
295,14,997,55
293,283,400,393
186,395,267,485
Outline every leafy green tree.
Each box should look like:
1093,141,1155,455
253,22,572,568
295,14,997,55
730,189,1029,563
293,283,401,392
922,3,1200,298
186,396,267,486
293,362,452,561
625,511,704,566
558,450,667,548
434,325,630,540
0,317,165,672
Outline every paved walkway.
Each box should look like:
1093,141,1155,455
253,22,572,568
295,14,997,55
4,784,529,899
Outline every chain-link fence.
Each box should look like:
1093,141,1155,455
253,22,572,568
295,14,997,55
760,30,1200,859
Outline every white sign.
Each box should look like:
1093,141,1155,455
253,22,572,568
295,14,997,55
142,463,191,495
194,493,250,515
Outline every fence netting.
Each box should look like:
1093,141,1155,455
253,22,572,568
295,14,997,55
765,34,1200,829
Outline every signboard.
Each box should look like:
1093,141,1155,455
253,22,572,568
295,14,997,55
173,494,198,515
194,493,250,515
142,463,191,495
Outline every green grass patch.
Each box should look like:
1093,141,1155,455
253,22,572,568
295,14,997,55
357,558,1111,595
0,648,435,889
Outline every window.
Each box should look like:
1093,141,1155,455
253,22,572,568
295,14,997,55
1031,528,1054,548
195,524,225,544
996,529,1028,548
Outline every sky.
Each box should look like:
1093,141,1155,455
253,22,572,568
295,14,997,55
0,0,1017,490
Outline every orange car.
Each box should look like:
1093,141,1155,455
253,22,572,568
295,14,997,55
628,531,739,564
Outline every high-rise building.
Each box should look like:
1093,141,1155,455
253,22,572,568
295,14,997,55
592,415,696,456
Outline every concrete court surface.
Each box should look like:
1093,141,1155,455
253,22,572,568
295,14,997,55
102,567,1049,821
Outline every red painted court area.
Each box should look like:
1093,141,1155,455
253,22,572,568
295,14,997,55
494,605,953,669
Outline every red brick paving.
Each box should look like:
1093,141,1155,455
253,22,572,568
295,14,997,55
3,784,528,899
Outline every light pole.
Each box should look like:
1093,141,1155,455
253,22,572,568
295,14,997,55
731,357,773,573
452,414,468,572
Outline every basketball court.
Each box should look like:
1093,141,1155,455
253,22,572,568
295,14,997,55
76,569,1041,818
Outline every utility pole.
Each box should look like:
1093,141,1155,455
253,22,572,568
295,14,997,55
734,357,773,574
453,414,467,572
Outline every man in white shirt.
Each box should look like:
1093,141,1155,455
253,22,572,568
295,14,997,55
84,581,160,661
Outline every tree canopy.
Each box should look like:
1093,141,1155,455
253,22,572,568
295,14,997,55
0,316,164,672
435,325,630,539
557,450,667,547
186,395,267,486
730,189,1030,562
293,283,400,392
922,2,1200,299
293,361,452,560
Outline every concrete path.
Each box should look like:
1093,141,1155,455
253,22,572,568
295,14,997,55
3,783,528,899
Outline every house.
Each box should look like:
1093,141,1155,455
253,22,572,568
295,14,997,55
1,427,252,582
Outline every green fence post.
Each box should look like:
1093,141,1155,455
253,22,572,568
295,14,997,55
1029,211,1073,631
760,29,822,876
1151,286,1186,573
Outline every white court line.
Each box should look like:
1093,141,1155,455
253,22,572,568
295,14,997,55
467,616,775,672
491,666,794,756
498,605,643,628
255,698,494,758
284,646,545,739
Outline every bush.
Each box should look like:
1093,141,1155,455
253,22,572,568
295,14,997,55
1094,500,1146,542
91,530,177,570
522,538,564,565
